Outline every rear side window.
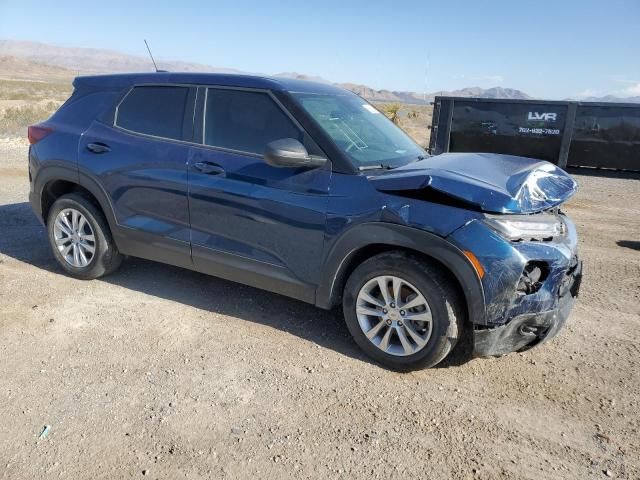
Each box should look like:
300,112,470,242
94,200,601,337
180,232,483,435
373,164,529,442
116,86,189,140
49,90,120,130
204,89,302,155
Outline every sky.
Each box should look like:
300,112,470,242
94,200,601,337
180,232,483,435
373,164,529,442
1,0,639,99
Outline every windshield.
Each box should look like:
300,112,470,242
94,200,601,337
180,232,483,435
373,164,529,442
291,92,426,169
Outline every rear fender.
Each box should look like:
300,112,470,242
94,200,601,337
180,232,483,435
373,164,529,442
31,162,79,223
32,164,119,240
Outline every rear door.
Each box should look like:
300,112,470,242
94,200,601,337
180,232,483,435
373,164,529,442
78,85,196,268
187,87,331,302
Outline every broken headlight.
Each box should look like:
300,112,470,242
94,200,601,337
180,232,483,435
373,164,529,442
483,214,565,241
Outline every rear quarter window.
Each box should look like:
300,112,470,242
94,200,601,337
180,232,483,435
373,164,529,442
48,90,120,130
116,86,189,140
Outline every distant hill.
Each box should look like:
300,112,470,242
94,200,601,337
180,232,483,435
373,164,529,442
0,55,74,82
0,39,244,75
433,86,532,100
1,39,534,103
571,94,640,104
337,83,406,103
340,84,532,104
274,72,331,84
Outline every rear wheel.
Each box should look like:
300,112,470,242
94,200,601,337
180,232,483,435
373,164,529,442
47,193,122,279
342,252,464,371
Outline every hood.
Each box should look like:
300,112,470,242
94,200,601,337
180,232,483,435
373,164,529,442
369,152,578,214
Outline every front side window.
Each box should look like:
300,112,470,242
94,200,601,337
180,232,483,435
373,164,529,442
204,89,302,155
291,92,425,169
116,86,189,140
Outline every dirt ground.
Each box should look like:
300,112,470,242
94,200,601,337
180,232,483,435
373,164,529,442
0,138,639,480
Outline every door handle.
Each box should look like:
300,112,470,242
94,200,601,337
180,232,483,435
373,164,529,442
86,142,111,154
194,161,225,175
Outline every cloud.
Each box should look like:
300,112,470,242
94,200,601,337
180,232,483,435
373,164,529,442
575,88,600,99
621,82,640,96
575,81,640,99
607,75,640,97
609,74,637,85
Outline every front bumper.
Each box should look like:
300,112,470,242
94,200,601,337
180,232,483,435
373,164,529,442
474,259,582,356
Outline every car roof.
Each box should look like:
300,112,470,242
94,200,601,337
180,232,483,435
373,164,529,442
74,72,348,95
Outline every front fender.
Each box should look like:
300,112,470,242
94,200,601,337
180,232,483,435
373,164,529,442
316,222,486,325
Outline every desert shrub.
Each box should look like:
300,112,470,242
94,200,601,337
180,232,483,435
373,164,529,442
380,103,402,125
0,102,61,136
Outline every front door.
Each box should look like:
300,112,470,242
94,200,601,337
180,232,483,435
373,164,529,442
188,87,331,302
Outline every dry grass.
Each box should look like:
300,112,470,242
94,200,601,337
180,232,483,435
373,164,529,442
0,79,72,102
0,102,63,136
0,79,71,136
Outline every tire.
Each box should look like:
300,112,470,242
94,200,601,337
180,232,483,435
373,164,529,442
47,192,122,280
342,251,464,371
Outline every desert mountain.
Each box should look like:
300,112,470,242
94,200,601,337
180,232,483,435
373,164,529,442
0,55,74,82
5,39,636,104
0,40,243,76
569,94,640,104
337,84,532,104
432,87,532,100
274,72,331,84
0,40,535,103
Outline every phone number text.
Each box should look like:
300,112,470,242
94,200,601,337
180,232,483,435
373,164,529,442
518,127,560,135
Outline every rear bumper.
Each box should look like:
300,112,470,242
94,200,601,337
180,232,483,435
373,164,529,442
29,190,44,225
474,260,582,357
28,145,45,225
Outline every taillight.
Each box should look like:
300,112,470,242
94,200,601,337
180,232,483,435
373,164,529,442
28,124,53,145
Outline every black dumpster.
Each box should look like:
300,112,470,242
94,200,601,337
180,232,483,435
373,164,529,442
428,97,640,171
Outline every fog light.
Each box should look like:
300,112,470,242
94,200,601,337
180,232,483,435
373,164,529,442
518,324,539,336
517,261,549,295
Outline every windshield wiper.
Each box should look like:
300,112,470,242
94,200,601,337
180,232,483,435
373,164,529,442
401,154,428,168
358,155,427,171
357,164,392,171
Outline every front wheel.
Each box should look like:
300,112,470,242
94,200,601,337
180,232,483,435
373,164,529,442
342,252,464,371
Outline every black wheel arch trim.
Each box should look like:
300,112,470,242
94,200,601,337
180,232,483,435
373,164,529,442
32,164,80,223
316,222,486,325
33,164,119,241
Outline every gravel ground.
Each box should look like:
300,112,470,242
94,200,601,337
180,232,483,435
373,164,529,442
1,139,639,479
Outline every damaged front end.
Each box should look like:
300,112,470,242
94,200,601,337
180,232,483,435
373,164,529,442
369,152,578,214
448,211,582,357
451,211,582,356
369,152,582,356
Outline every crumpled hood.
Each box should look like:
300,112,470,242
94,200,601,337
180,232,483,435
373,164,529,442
369,152,578,213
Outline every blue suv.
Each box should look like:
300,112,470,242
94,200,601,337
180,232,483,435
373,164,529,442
28,73,582,370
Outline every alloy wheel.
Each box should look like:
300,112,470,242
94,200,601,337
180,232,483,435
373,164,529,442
355,275,433,356
53,208,96,268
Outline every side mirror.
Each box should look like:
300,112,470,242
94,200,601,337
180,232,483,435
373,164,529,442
264,138,327,169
